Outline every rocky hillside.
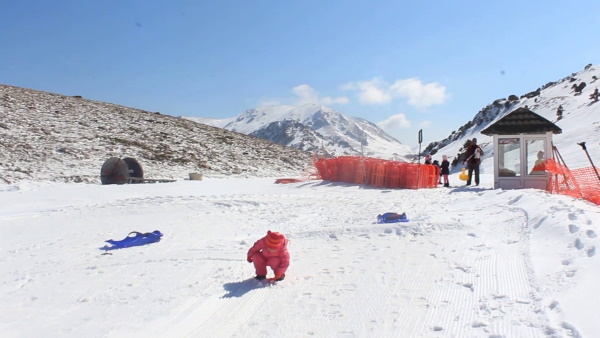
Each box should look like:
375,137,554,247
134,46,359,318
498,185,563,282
0,85,313,184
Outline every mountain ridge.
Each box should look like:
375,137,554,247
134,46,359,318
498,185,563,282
186,104,413,161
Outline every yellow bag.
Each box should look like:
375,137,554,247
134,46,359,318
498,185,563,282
459,168,468,181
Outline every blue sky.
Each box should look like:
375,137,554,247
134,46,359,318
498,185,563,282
2,1,599,148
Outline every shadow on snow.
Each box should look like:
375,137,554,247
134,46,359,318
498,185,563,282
222,278,270,298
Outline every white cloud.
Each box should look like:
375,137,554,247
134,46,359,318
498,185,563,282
257,85,348,108
420,120,432,128
390,78,449,109
291,84,348,106
377,113,411,130
345,77,449,109
346,78,392,105
261,79,447,110
291,84,318,104
339,82,357,91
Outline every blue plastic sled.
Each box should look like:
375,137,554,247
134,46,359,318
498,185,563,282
102,230,163,250
377,212,410,223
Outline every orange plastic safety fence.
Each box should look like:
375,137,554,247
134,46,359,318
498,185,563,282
313,156,439,189
545,159,600,205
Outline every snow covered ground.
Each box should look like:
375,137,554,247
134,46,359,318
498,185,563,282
2,65,599,337
1,169,599,337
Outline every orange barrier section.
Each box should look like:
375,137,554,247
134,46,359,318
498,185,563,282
275,178,303,184
545,159,600,205
313,157,440,189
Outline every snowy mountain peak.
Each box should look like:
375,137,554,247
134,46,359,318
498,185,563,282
187,104,413,160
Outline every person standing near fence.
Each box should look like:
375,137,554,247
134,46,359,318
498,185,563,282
433,159,442,184
441,155,450,187
464,138,483,186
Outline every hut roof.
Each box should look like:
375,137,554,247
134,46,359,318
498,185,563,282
481,107,562,135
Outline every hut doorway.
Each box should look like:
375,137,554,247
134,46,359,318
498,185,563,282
493,133,552,189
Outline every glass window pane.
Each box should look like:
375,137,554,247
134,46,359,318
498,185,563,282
527,139,546,175
498,138,520,177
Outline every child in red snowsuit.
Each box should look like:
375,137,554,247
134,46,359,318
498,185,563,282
247,231,290,282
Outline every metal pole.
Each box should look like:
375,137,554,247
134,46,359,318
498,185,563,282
417,130,423,189
553,145,584,198
577,142,600,183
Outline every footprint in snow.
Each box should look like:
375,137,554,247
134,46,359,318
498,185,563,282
471,320,488,328
568,224,579,234
587,246,595,257
462,282,474,292
507,195,523,205
533,215,547,229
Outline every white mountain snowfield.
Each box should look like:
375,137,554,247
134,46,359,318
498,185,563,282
187,104,413,161
1,64,600,337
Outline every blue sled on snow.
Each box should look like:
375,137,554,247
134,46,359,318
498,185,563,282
377,212,409,223
101,230,163,250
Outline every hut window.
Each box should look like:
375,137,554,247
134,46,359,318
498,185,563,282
498,138,520,177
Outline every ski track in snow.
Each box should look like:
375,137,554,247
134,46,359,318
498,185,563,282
1,179,598,337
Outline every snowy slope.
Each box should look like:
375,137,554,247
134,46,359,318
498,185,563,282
428,63,600,172
1,174,599,337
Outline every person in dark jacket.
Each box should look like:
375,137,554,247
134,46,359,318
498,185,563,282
440,155,450,187
432,159,442,184
463,138,483,186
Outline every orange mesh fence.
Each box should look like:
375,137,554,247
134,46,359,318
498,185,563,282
313,156,439,189
545,159,600,205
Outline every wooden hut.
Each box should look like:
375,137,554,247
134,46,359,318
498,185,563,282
481,107,562,190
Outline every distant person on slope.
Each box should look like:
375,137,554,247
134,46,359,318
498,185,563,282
247,231,290,282
463,138,483,186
